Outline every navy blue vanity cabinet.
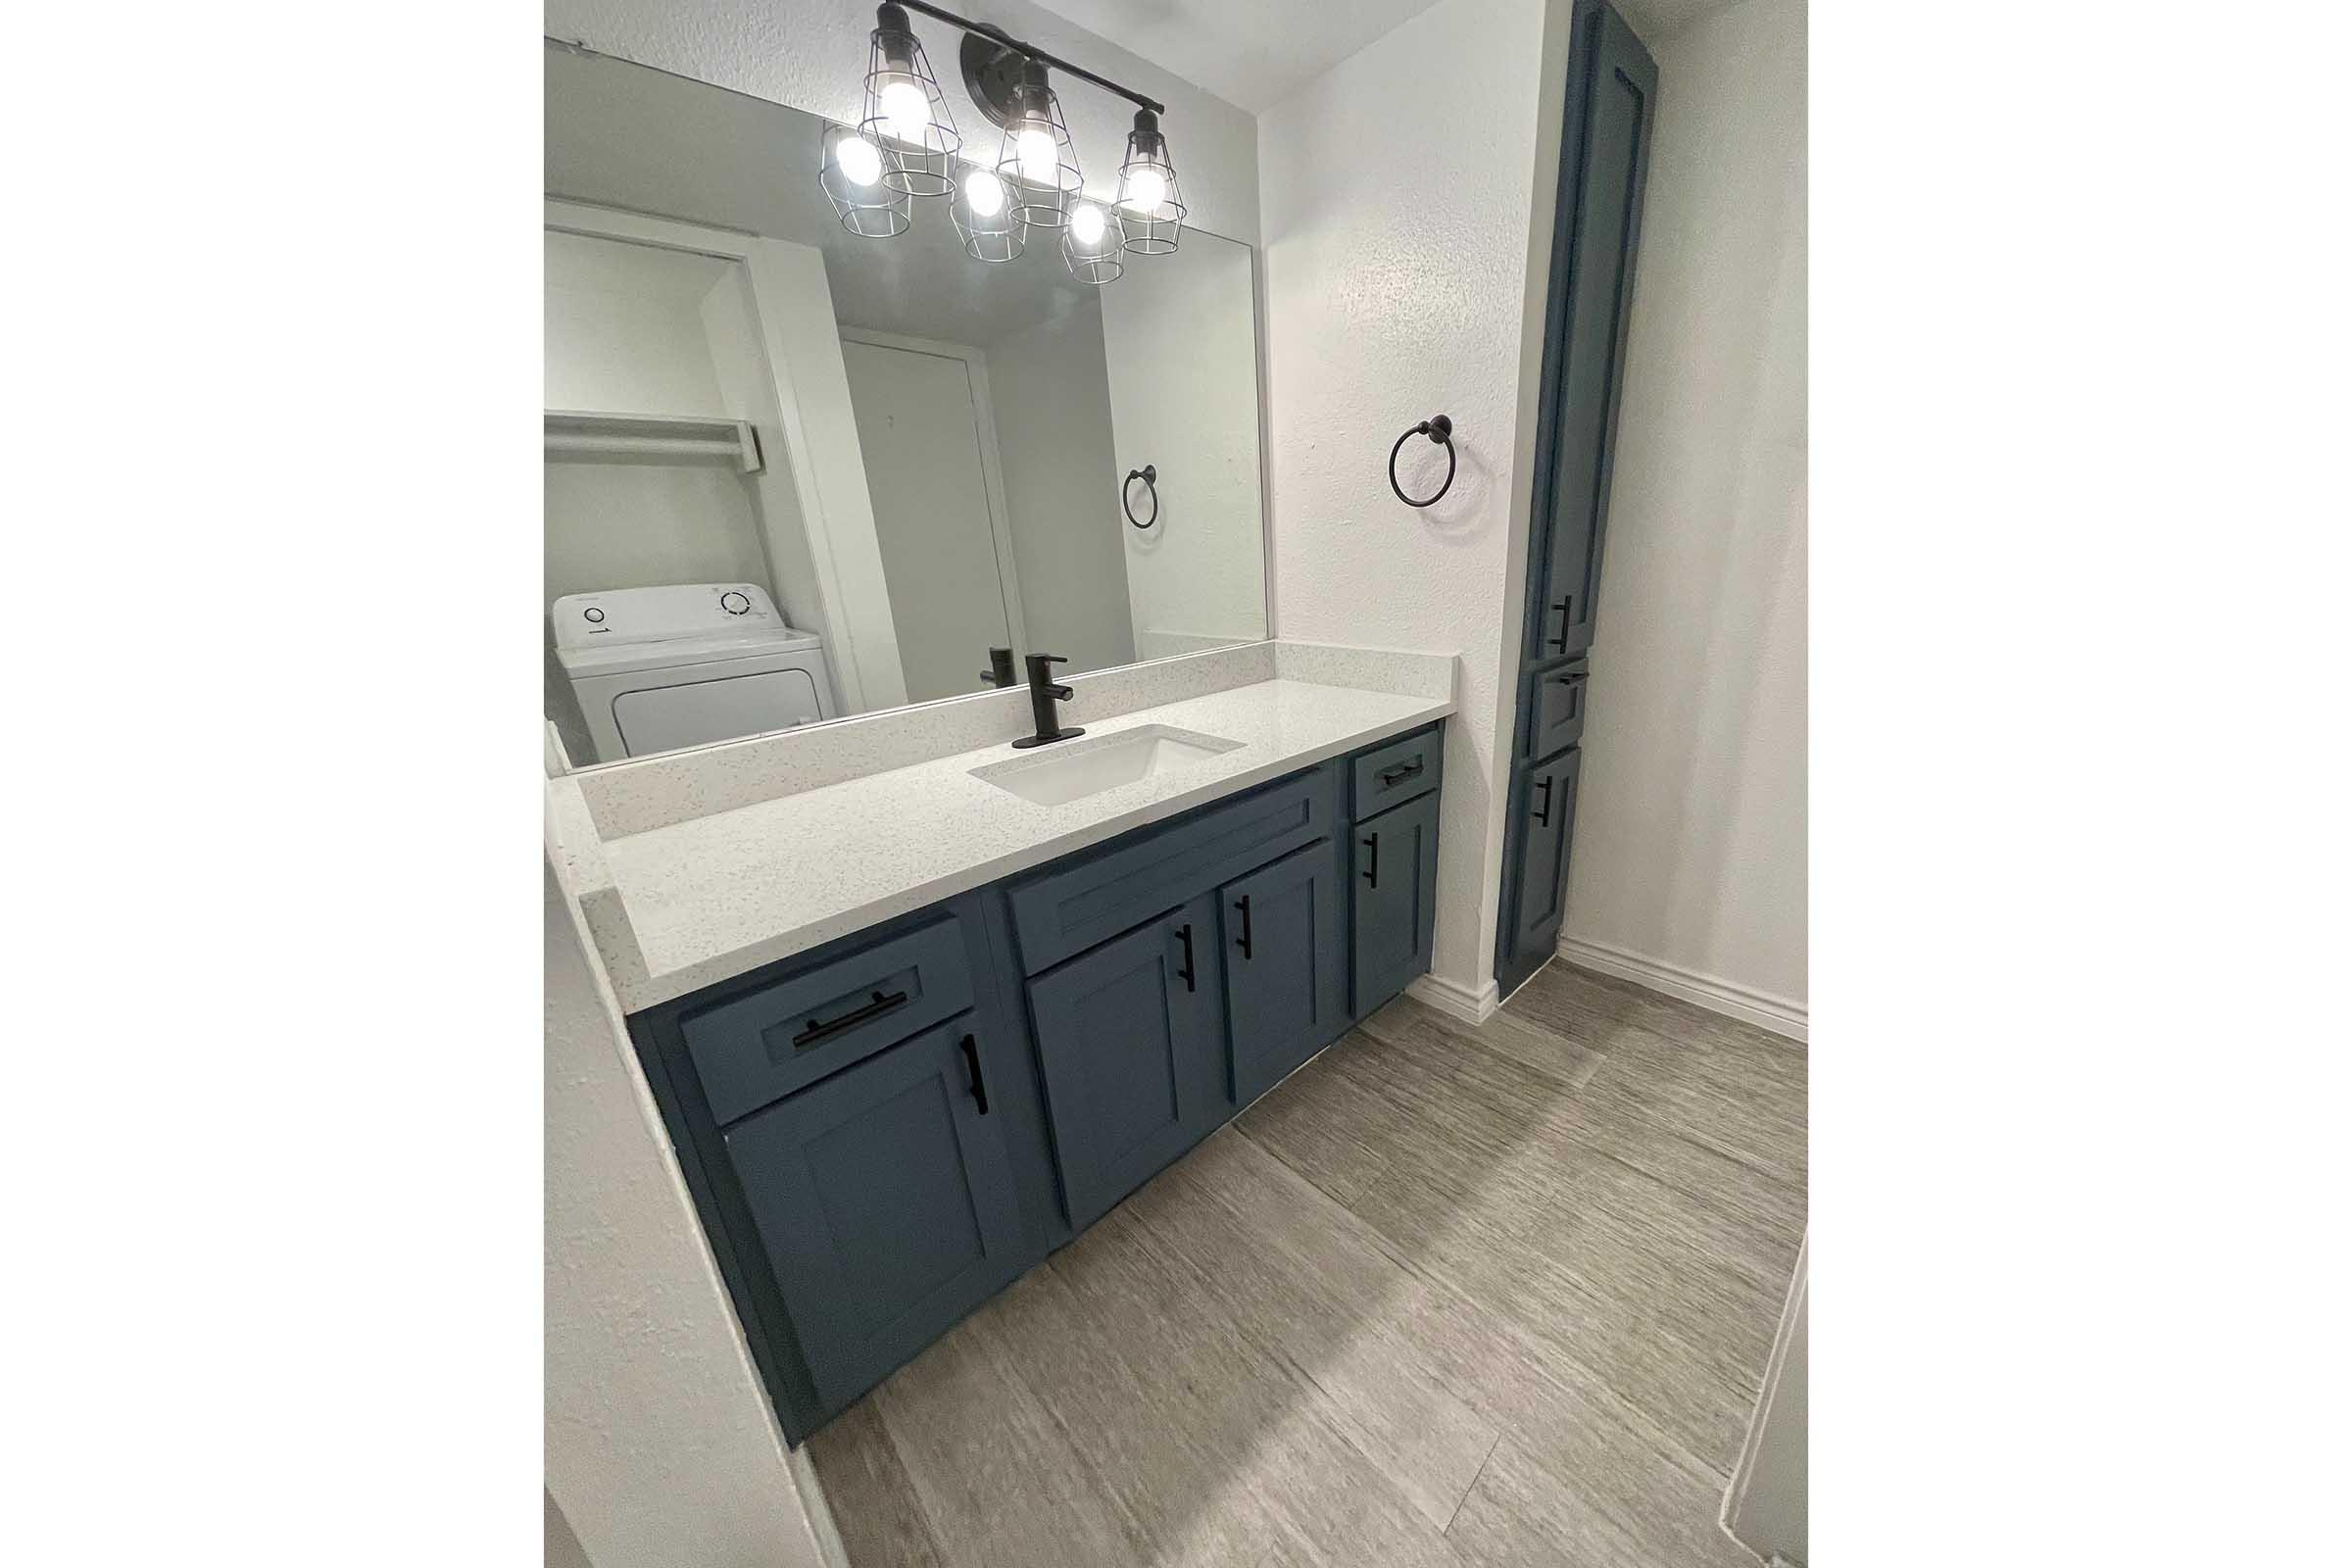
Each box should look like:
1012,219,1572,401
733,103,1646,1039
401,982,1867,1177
722,1016,1027,1412
626,724,1447,1446
1351,789,1442,1017
1027,894,1228,1230
1222,838,1348,1104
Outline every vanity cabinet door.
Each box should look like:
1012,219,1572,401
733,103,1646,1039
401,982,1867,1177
1352,791,1442,1016
1027,896,1227,1229
722,1017,1024,1413
1507,747,1584,969
1222,840,1348,1105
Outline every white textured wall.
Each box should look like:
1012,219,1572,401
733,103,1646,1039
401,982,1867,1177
544,231,734,414
988,303,1137,674
544,856,833,1568
1259,0,1564,996
1562,0,1807,1009
544,0,1260,244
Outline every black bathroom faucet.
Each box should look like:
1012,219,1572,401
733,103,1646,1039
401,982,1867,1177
1011,653,1085,749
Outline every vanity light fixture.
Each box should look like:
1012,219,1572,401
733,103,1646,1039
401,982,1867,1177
994,57,1083,229
1062,199,1122,284
1115,108,1186,255
953,163,1025,262
819,122,911,237
822,0,1188,283
861,3,959,196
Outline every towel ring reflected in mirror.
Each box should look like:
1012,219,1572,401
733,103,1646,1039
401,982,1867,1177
1123,464,1159,528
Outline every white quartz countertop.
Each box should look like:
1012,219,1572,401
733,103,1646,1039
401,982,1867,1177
589,677,1452,1009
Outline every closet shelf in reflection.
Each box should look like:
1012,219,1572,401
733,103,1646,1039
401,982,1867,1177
543,410,764,473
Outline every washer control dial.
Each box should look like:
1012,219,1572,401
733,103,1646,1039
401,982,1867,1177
719,590,752,615
582,606,606,623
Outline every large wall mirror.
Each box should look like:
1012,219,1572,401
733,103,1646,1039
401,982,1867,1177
544,42,1269,769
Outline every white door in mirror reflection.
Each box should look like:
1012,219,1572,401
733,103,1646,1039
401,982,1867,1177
840,336,1022,704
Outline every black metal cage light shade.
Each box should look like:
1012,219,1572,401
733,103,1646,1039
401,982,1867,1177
1115,108,1186,255
819,122,912,237
1061,198,1122,285
993,59,1083,229
861,3,959,197
952,159,1026,262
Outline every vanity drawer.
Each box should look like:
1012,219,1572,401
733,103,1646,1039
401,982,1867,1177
1350,726,1443,819
1523,660,1590,760
1006,767,1342,974
680,916,975,1125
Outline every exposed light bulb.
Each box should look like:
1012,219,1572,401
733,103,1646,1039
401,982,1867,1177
879,78,930,144
1070,201,1106,246
963,168,1007,219
1016,125,1058,183
836,133,884,187
1120,166,1168,215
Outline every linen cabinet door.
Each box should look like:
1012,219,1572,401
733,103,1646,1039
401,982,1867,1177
1352,790,1442,1017
1222,840,1348,1106
1508,747,1584,969
722,1019,1024,1413
1027,896,1228,1230
1529,2,1657,662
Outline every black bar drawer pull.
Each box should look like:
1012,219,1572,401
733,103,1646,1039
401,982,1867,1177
1234,895,1253,959
1175,922,1197,993
1533,776,1554,826
1361,833,1380,888
958,1032,989,1114
1545,596,1573,653
791,988,909,1049
1376,758,1425,788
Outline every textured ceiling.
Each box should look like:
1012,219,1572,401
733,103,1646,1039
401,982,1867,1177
1030,0,1755,114
1611,0,1753,44
1027,0,1446,112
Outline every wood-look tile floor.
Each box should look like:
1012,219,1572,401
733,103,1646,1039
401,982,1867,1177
807,961,1808,1567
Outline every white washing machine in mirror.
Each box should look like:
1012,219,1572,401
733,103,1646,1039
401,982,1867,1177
553,583,839,763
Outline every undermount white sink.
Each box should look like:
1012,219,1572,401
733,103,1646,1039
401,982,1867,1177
972,724,1244,806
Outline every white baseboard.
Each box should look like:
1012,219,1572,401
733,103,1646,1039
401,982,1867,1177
1555,936,1807,1044
1406,971,1500,1025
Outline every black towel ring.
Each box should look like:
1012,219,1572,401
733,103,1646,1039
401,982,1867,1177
1389,415,1456,508
1123,464,1159,529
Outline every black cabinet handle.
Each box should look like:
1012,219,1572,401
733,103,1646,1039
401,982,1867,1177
958,1033,989,1114
1175,921,1196,993
1533,776,1554,827
1545,596,1572,653
1361,834,1380,889
1376,758,1424,787
1233,895,1253,959
792,987,909,1049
